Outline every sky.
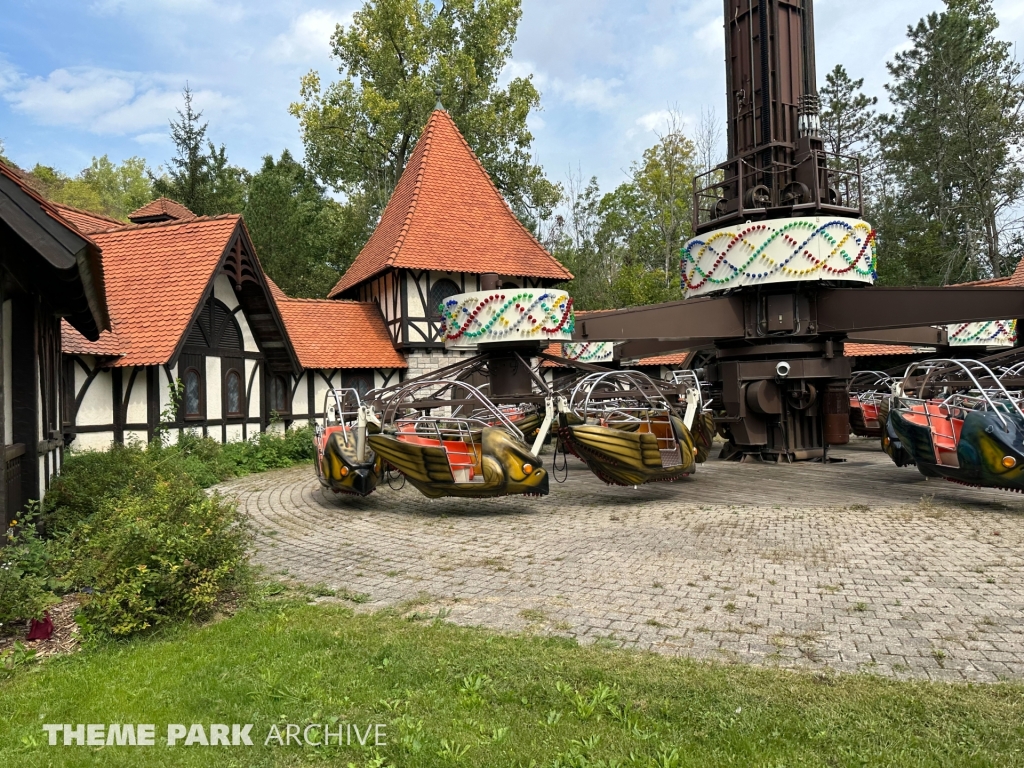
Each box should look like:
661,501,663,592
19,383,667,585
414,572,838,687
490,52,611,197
1,0,1023,196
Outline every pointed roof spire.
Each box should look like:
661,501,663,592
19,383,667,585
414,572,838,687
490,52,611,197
327,109,572,298
434,82,444,111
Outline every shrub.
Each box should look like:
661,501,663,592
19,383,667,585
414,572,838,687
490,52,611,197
0,504,60,631
51,478,251,638
41,443,160,534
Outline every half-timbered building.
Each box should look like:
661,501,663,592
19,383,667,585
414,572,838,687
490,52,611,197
266,279,406,425
0,161,109,525
61,202,298,448
327,108,572,378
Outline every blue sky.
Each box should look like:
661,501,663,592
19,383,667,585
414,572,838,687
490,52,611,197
2,0,1023,196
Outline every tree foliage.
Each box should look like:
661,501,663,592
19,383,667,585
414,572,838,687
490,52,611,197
243,150,359,298
290,0,559,242
152,85,249,216
549,122,697,310
876,0,1024,284
25,155,154,221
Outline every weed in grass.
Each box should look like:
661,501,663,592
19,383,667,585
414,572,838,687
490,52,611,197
437,739,471,761
338,588,370,604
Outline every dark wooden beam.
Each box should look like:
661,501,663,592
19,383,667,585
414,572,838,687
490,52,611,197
573,295,746,343
816,287,1024,333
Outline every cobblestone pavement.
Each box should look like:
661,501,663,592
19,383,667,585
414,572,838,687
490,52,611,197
220,438,1024,682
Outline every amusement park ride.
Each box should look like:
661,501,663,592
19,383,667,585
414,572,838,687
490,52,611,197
314,0,1024,500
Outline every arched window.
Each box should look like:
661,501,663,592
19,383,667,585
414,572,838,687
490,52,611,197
225,370,243,416
343,372,372,398
270,375,289,413
184,368,202,418
428,278,461,318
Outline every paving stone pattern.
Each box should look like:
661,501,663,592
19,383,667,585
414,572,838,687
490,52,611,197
220,438,1024,682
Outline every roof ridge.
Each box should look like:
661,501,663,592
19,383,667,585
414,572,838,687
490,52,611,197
276,297,374,305
386,112,436,268
94,213,241,235
51,202,123,225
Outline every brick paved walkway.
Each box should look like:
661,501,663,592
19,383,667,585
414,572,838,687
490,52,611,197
220,438,1024,682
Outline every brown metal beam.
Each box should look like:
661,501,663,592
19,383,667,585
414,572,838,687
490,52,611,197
817,287,1024,333
574,295,745,343
618,338,717,361
845,326,949,346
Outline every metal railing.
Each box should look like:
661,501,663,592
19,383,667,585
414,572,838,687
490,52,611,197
693,149,864,231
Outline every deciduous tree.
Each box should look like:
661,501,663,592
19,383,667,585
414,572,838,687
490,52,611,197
290,0,559,245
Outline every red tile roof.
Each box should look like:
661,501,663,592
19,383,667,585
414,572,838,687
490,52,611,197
51,204,122,234
273,298,406,369
844,343,918,356
265,275,288,302
61,216,242,366
128,197,196,223
637,352,689,366
328,110,571,297
950,258,1024,287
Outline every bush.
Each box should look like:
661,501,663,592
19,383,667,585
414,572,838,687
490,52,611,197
25,425,313,638
0,504,60,631
41,443,161,534
51,478,251,637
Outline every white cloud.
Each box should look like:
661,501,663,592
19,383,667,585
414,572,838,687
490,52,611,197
270,9,348,62
0,66,234,136
635,109,672,133
694,16,724,53
551,75,622,111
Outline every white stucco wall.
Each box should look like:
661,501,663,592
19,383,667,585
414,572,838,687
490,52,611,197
71,431,116,451
245,359,259,418
207,357,222,420
125,368,147,424
77,365,113,427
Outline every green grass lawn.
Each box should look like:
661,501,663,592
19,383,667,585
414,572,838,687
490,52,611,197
1,599,1023,767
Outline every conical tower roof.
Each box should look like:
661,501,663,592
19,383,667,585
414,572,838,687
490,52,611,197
328,109,571,298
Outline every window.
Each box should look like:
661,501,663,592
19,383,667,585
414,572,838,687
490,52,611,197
270,375,289,413
343,372,372,398
225,370,243,417
184,368,202,418
428,278,461,318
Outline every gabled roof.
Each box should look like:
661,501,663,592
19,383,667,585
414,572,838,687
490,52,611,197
128,197,196,224
328,109,572,297
0,160,109,339
61,215,275,367
273,298,407,370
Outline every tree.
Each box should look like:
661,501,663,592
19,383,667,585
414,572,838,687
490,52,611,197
290,0,560,245
632,115,699,286
243,151,356,298
25,155,154,221
153,85,249,216
547,122,698,310
878,0,1024,284
820,65,878,208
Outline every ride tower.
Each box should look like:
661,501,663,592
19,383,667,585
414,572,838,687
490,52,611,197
571,0,1024,462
